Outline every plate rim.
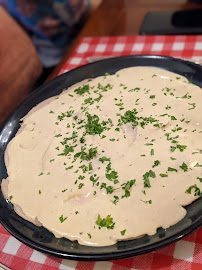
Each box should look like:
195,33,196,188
0,54,202,261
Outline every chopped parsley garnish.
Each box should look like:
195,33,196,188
79,165,88,173
197,177,202,182
171,116,177,120
185,185,201,196
74,146,97,162
121,179,136,198
49,110,54,114
150,149,154,155
188,103,196,110
58,144,75,156
143,170,156,188
121,229,126,235
152,160,160,168
38,172,44,176
9,195,13,200
194,163,202,167
78,183,84,189
75,211,79,215
57,110,74,121
179,162,188,172
55,134,62,138
62,189,67,192
38,190,41,194
89,162,93,171
177,144,187,152
99,156,110,163
66,165,73,170
85,113,105,135
59,215,67,223
106,170,118,182
112,195,119,205
160,174,168,177
98,83,112,92
100,183,115,194
170,146,176,152
165,105,171,110
87,233,92,239
90,174,99,186
74,84,90,95
168,167,177,172
96,214,115,229
149,95,155,99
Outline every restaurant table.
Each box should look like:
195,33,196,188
49,0,202,80
0,34,202,270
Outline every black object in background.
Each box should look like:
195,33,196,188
140,9,202,35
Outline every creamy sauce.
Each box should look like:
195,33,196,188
2,67,202,246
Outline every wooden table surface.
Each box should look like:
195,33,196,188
48,0,202,80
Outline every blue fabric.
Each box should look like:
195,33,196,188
3,0,90,48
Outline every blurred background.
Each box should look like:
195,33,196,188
0,0,202,123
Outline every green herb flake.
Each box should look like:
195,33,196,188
160,174,168,177
194,163,202,167
89,162,93,171
171,116,177,120
150,149,154,155
78,183,84,189
177,144,187,152
197,177,202,182
55,134,62,138
168,167,178,172
165,105,171,110
106,170,118,181
87,233,92,239
59,215,67,223
188,103,196,110
179,162,188,172
62,189,67,192
96,214,115,229
74,84,90,95
185,184,201,196
121,229,126,235
38,190,41,194
152,160,160,168
143,170,156,188
66,165,73,170
121,179,136,198
111,195,119,205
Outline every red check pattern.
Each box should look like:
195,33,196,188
0,35,202,270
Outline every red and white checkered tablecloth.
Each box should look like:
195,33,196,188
0,35,202,270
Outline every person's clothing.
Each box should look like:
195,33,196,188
1,0,90,67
